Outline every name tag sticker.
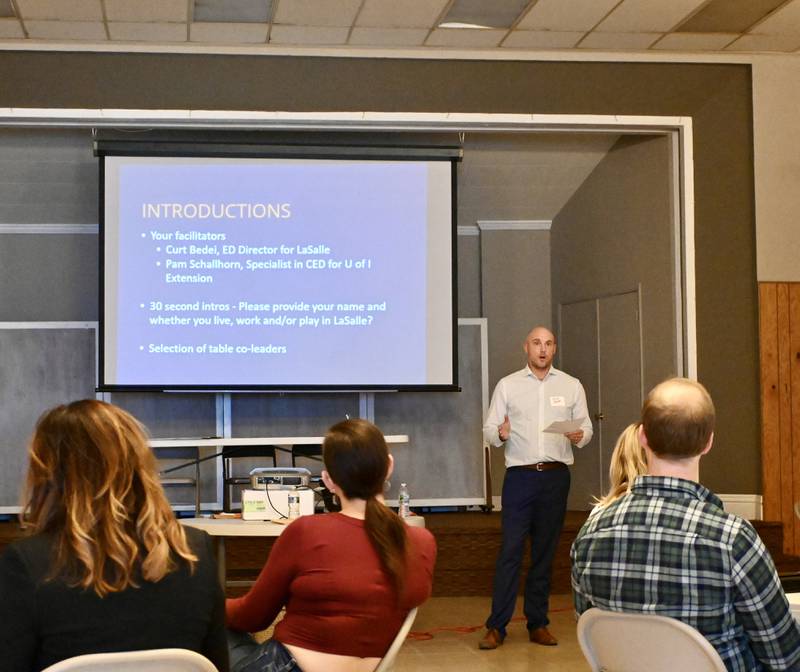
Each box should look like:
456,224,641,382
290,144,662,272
550,396,566,407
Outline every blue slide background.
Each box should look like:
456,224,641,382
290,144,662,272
111,159,431,386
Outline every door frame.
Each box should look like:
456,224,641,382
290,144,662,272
0,110,695,515
558,287,645,508
0,108,695,379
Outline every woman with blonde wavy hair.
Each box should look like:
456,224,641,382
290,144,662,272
593,423,648,509
0,399,228,671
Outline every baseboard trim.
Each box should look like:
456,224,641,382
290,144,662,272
719,494,762,520
493,494,763,519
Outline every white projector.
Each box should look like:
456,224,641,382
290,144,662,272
249,467,311,490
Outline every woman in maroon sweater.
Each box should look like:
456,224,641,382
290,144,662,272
226,419,437,672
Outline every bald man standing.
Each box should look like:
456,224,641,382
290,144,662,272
479,326,592,650
571,378,800,670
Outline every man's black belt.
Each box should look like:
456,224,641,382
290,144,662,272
510,462,567,472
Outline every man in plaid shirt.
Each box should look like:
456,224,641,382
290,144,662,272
571,378,800,671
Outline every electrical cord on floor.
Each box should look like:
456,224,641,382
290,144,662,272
406,607,575,641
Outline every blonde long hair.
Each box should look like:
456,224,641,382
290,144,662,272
594,423,647,508
21,399,197,596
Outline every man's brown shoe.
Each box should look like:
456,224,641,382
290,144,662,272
529,626,558,646
479,628,504,649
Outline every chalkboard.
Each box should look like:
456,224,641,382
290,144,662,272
0,325,96,511
376,319,488,505
0,321,487,511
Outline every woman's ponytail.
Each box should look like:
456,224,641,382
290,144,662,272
364,495,408,595
323,418,410,596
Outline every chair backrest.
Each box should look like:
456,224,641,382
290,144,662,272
41,648,217,672
577,608,727,672
373,607,418,672
222,445,279,511
224,445,279,461
291,443,323,467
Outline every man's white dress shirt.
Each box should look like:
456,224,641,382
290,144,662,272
483,366,593,467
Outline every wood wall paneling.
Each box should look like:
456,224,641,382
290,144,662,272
790,284,800,552
759,282,800,554
759,284,780,521
777,283,794,553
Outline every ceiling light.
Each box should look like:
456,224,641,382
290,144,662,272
193,0,272,24
439,21,494,30
440,0,530,30
676,0,788,34
0,0,15,19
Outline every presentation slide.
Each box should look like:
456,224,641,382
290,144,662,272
102,155,454,389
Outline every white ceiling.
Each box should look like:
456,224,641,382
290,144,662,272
0,0,799,55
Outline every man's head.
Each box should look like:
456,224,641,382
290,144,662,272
640,378,715,459
524,326,556,374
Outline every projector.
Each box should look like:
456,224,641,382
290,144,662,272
249,467,311,490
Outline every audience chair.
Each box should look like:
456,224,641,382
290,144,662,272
374,607,418,672
290,443,323,468
156,445,202,516
41,648,217,672
577,608,726,672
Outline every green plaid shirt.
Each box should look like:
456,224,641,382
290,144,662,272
571,476,800,671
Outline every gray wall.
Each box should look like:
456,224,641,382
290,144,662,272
0,127,97,224
458,132,618,225
552,135,676,392
456,232,481,318
0,53,760,494
551,133,753,493
482,229,551,391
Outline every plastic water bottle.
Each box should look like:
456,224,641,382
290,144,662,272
398,483,411,518
287,491,301,520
